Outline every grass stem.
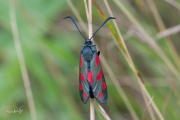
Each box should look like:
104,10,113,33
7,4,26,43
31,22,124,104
9,0,37,120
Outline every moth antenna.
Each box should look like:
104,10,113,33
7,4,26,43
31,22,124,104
90,17,116,40
64,16,87,40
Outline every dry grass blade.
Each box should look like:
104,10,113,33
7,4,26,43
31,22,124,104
98,104,111,120
83,0,95,120
141,96,154,120
9,0,37,120
92,1,127,56
156,24,180,39
113,0,180,84
165,0,180,10
90,98,95,120
147,0,180,73
83,0,89,21
88,0,93,39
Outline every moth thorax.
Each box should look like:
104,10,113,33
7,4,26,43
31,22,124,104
83,47,93,62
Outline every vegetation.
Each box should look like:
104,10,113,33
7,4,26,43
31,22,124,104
1,0,180,119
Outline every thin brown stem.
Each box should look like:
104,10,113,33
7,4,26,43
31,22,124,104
84,0,89,21
9,0,37,120
84,0,94,120
88,0,93,40
98,104,111,120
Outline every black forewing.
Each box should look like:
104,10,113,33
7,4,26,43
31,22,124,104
90,53,107,104
79,54,90,104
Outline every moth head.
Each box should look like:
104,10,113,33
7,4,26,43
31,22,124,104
85,39,92,45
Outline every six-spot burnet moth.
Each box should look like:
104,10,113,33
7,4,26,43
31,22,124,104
64,16,116,104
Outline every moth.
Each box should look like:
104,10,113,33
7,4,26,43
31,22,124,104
64,16,115,104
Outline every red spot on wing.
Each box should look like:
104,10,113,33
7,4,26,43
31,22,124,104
96,70,104,81
87,70,92,86
79,73,84,81
98,92,103,98
102,82,106,89
95,54,100,66
79,83,82,90
80,55,83,67
83,92,88,98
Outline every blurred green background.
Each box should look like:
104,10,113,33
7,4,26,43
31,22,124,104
1,0,180,120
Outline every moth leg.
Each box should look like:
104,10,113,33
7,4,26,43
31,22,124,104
97,51,100,56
